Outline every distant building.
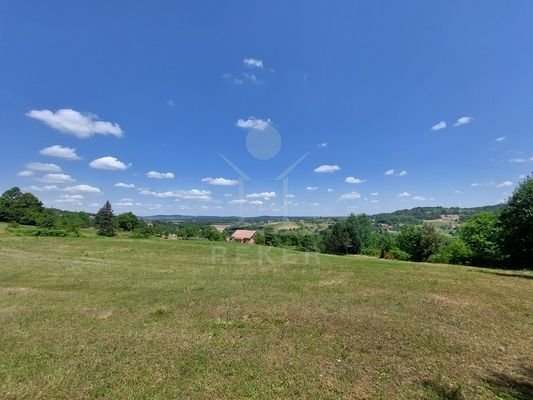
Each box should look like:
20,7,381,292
230,229,257,244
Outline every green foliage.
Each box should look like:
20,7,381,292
499,175,533,269
0,187,44,225
460,212,502,267
397,224,441,262
37,209,58,229
131,222,153,238
117,212,140,231
200,226,225,241
323,214,374,254
384,248,410,261
95,201,115,237
430,237,473,265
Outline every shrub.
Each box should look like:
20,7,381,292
384,248,410,261
361,247,381,257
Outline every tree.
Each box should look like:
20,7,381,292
499,175,533,268
460,212,502,267
0,187,43,225
117,212,140,231
344,214,374,254
397,224,441,262
95,201,115,236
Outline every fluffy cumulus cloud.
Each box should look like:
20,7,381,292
39,173,75,183
412,196,426,201
249,200,263,205
26,109,123,139
24,185,60,192
318,142,328,148
243,57,264,68
201,177,238,186
114,182,135,189
146,171,175,179
398,192,411,197
17,170,34,177
228,199,248,204
385,169,407,177
371,192,379,196
327,188,334,192
453,116,474,127
338,191,361,200
431,121,447,131
27,162,62,172
509,156,533,163
314,164,340,173
40,145,81,160
63,184,101,193
345,177,366,184
306,186,318,191
235,117,271,130
384,169,395,176
398,170,408,176
246,191,276,199
495,136,507,142
89,156,130,171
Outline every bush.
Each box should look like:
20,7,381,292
384,248,410,261
361,247,381,257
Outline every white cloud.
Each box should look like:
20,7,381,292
306,186,318,191
24,185,60,192
314,164,340,173
318,142,328,148
398,170,408,176
17,170,34,177
327,188,334,192
27,162,62,172
40,145,81,160
146,171,175,179
201,177,238,186
63,184,101,193
222,73,244,85
246,191,276,199
453,190,461,194
235,117,271,130
398,192,410,197
453,116,474,127
243,57,264,68
385,169,406,177
370,199,380,203
140,189,212,201
384,169,395,176
114,182,135,189
471,182,494,187
88,203,100,208
116,201,134,207
40,173,75,183
412,196,426,201
338,191,361,200
431,121,447,131
26,108,123,139
371,192,379,196
495,136,507,142
89,156,130,171
228,199,248,204
345,177,366,184
249,200,263,205
243,73,260,84
497,181,513,188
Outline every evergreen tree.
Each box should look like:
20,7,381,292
95,201,115,236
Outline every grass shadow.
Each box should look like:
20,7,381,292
485,367,533,400
420,380,465,400
475,270,533,280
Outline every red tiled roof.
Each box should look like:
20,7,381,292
230,229,256,240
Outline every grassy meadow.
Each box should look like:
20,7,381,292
0,225,532,399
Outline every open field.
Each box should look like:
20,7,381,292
1,232,532,399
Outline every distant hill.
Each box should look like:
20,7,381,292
372,204,505,226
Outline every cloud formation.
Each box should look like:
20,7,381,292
314,164,340,173
40,145,81,160
236,117,271,130
89,156,130,170
17,170,34,177
338,191,361,200
40,173,75,183
345,177,366,184
27,162,62,172
63,184,101,193
453,116,474,127
243,58,264,68
27,109,123,139
246,191,276,199
201,177,238,186
431,121,446,131
146,171,175,179
114,182,135,188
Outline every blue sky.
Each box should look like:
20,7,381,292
1,1,532,216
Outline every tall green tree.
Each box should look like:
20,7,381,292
0,187,43,225
397,224,441,262
95,201,115,237
460,212,502,267
117,212,140,231
499,175,533,268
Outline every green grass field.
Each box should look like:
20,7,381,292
1,229,532,399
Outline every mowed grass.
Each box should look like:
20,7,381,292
0,232,532,399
